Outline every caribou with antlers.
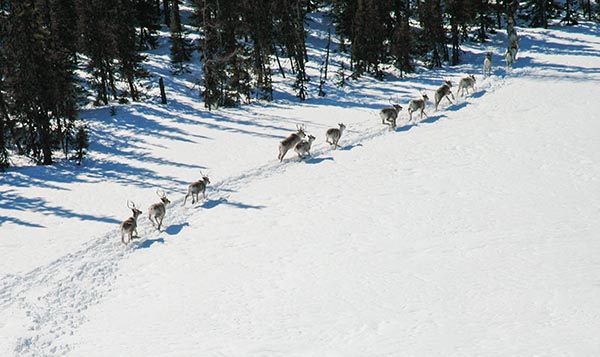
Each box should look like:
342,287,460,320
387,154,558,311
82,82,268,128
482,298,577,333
278,124,306,162
379,99,403,128
183,172,211,206
148,189,171,231
120,200,142,244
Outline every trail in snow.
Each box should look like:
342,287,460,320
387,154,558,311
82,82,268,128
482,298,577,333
0,70,510,355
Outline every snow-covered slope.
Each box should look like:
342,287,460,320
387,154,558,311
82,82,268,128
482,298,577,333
1,20,600,356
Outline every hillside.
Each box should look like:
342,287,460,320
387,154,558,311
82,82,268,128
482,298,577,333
1,16,600,356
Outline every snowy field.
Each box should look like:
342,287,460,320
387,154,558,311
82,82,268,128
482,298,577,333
1,18,600,356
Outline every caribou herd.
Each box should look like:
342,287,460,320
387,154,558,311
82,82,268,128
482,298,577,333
120,35,519,245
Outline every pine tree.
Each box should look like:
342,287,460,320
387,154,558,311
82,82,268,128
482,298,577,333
195,0,252,108
72,122,89,165
418,0,449,67
162,0,171,27
44,0,79,158
4,0,77,165
352,0,387,77
329,0,358,53
135,0,161,49
561,0,579,25
474,0,495,42
76,0,119,105
522,0,559,28
242,1,275,100
0,60,9,171
76,0,148,104
170,0,193,74
275,0,310,100
115,0,149,102
0,6,10,170
390,0,414,76
447,0,476,65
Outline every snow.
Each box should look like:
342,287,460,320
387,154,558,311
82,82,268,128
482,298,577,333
1,18,600,356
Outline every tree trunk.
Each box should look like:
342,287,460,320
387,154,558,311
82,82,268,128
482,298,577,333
163,0,171,27
159,77,168,104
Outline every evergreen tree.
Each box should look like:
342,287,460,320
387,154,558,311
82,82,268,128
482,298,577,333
44,0,79,158
0,6,10,170
76,0,148,104
195,0,253,108
4,0,77,165
390,0,414,76
135,0,161,49
115,0,149,102
274,0,310,100
242,1,275,100
170,0,193,74
351,0,388,77
329,0,358,53
418,0,449,67
522,0,559,28
561,0,579,25
473,0,495,42
76,0,119,105
162,0,171,27
72,122,89,165
0,57,9,171
447,0,476,65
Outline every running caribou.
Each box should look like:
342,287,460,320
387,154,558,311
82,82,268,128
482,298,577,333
326,123,346,149
434,80,455,110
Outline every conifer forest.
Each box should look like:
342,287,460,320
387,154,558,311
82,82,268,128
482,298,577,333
0,0,597,169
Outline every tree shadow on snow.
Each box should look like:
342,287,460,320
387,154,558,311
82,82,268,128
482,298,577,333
0,189,121,227
0,215,45,228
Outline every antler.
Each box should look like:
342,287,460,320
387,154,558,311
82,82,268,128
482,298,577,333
156,188,166,198
127,200,136,209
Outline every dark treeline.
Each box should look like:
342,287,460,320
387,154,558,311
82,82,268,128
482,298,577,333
0,0,598,169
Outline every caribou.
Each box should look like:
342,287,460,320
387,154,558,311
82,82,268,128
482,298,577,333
407,94,429,122
120,200,142,245
483,52,493,77
278,124,306,162
434,80,455,111
294,134,316,159
325,123,346,150
457,75,476,97
148,189,170,231
379,100,402,128
183,172,211,206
